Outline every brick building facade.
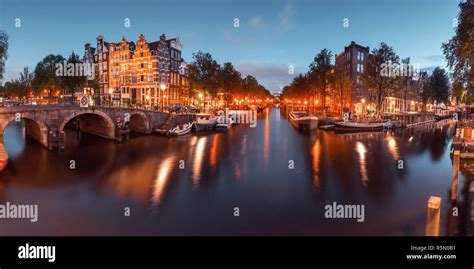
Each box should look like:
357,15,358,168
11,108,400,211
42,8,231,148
84,34,189,107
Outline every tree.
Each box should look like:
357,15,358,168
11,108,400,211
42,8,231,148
362,42,400,117
2,80,23,98
419,71,433,111
398,57,415,111
18,67,34,97
442,2,473,100
0,31,8,81
188,51,221,98
61,51,87,94
308,48,333,111
32,54,65,96
430,67,450,106
219,62,241,105
332,64,352,115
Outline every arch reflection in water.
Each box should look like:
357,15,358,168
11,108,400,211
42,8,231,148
356,141,368,185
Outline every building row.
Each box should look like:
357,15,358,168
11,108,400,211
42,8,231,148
334,41,429,115
83,34,190,107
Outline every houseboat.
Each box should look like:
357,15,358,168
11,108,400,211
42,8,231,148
390,112,435,128
195,113,218,132
0,143,8,172
288,110,318,131
434,108,453,121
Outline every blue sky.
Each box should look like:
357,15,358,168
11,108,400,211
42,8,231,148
0,0,462,93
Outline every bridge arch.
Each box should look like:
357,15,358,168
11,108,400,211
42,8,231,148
0,115,49,147
60,110,116,139
127,111,150,133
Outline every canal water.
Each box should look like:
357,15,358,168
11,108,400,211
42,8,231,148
0,108,467,235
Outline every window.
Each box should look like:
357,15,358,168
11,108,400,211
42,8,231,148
140,52,143,57
131,76,137,83
148,76,153,82
148,62,152,69
140,63,144,69
140,75,144,82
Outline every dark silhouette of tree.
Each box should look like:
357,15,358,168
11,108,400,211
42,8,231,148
430,67,450,106
0,31,8,81
443,2,473,101
362,42,400,117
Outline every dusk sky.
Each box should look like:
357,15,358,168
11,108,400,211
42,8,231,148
0,0,461,93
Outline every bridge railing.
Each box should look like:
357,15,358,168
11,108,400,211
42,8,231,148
0,103,200,115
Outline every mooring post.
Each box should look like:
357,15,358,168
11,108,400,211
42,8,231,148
425,196,441,236
468,182,474,236
452,150,460,203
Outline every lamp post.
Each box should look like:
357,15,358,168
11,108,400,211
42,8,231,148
160,83,167,112
108,88,114,107
198,93,204,112
361,98,366,116
146,94,150,110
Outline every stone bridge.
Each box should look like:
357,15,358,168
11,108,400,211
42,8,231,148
0,105,195,149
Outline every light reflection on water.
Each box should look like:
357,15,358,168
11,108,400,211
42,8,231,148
0,111,467,236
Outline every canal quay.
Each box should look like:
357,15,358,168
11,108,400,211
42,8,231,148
0,105,468,236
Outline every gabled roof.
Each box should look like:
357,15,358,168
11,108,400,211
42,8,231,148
148,41,160,51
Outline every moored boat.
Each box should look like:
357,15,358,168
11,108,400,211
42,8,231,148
0,143,8,172
289,111,318,131
169,122,194,136
195,113,218,132
383,120,401,129
216,118,234,131
333,121,383,132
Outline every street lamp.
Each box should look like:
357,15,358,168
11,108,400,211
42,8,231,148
160,83,167,111
146,94,150,110
361,98,366,116
108,88,114,107
198,93,204,111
